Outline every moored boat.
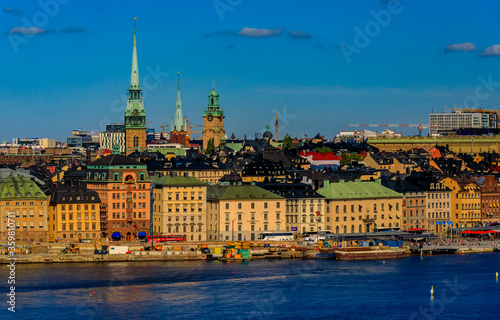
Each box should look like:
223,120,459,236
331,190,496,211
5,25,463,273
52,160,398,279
335,249,404,261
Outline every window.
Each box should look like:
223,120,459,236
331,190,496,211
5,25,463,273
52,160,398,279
226,203,229,210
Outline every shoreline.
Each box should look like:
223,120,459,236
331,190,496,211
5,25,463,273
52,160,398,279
2,243,497,264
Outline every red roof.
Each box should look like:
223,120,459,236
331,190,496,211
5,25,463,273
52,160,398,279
300,151,341,161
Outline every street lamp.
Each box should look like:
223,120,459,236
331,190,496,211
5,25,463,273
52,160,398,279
315,211,321,245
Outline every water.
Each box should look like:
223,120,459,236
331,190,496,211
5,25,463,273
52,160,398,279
1,253,500,319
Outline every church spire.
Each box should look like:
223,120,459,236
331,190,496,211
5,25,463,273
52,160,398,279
176,72,182,110
130,17,140,90
174,72,184,131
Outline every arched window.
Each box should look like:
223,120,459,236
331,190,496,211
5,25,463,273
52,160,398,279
133,136,139,147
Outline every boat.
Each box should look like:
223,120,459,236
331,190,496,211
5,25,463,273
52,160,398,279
335,248,404,261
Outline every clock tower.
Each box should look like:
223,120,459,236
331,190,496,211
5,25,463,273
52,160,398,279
202,83,225,150
124,19,147,155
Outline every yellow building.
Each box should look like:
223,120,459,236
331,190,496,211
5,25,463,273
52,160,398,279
422,181,452,235
152,174,207,242
206,184,286,241
159,167,233,185
47,187,101,241
0,175,49,242
442,177,482,228
318,180,404,233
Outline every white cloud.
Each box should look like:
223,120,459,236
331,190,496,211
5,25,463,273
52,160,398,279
238,27,282,37
9,27,47,35
444,42,477,52
481,44,500,57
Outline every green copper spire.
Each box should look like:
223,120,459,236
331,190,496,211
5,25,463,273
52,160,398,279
208,81,220,111
125,18,146,129
130,17,140,91
174,72,184,131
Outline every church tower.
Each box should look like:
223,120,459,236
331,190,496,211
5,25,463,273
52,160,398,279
170,73,189,146
124,18,147,155
202,82,225,150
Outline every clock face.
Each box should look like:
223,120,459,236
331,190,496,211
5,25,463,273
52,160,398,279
207,115,213,122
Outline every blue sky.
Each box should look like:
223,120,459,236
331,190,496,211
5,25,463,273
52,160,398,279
2,0,500,141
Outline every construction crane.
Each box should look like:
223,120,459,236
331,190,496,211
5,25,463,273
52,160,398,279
346,124,440,136
160,122,168,134
187,120,203,140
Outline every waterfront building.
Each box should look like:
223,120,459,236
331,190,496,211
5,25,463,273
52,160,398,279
100,123,125,153
152,173,207,241
262,182,326,234
47,187,101,241
125,25,147,155
429,109,498,136
202,84,225,150
382,180,427,231
416,180,452,235
318,180,404,233
441,177,482,228
84,146,151,240
479,175,500,224
368,135,500,154
170,74,190,147
206,184,286,241
0,175,49,242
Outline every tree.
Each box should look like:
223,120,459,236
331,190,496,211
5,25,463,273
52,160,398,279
205,138,215,155
341,152,364,166
313,147,333,154
282,133,292,149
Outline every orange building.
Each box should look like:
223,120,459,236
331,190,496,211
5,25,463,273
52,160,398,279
84,147,150,241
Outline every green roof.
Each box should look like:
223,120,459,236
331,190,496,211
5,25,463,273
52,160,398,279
150,148,186,156
207,185,284,200
152,175,206,187
0,175,48,200
318,180,403,200
226,143,242,152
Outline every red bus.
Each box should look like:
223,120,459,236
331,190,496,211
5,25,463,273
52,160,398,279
147,235,185,243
